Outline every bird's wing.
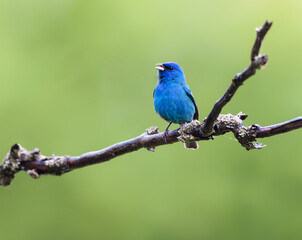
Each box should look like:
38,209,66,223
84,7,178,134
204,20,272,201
184,86,199,120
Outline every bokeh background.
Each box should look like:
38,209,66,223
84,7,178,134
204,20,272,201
1,0,302,239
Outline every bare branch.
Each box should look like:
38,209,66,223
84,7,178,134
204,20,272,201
256,117,302,138
202,21,273,136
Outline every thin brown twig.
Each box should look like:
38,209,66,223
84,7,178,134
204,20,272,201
201,21,273,136
256,116,302,138
251,21,273,61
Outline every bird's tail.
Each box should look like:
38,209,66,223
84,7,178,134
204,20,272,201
184,141,199,150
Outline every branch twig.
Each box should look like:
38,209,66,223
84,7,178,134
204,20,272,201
256,117,302,138
201,21,273,136
1,20,301,187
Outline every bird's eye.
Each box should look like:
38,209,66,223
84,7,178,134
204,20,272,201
168,67,173,70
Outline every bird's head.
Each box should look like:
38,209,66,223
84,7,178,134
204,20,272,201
155,62,186,84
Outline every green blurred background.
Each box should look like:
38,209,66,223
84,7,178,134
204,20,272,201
1,0,302,239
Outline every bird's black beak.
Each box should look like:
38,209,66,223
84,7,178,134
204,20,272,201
155,63,165,71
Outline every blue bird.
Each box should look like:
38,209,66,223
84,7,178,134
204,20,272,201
153,62,199,149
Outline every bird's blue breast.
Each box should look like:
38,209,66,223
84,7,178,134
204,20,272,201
154,82,195,124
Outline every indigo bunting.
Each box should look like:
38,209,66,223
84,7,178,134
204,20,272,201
153,62,199,149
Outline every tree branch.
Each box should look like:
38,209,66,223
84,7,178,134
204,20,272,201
1,20,301,186
201,21,272,136
256,117,302,138
1,114,301,186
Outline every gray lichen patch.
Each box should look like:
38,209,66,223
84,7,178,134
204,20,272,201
179,120,200,134
177,134,196,143
210,113,265,151
216,113,243,129
27,169,40,179
211,113,247,136
235,125,266,150
0,144,25,186
178,120,200,143
146,147,155,152
146,126,159,135
236,112,248,120
44,155,70,175
2,153,20,174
